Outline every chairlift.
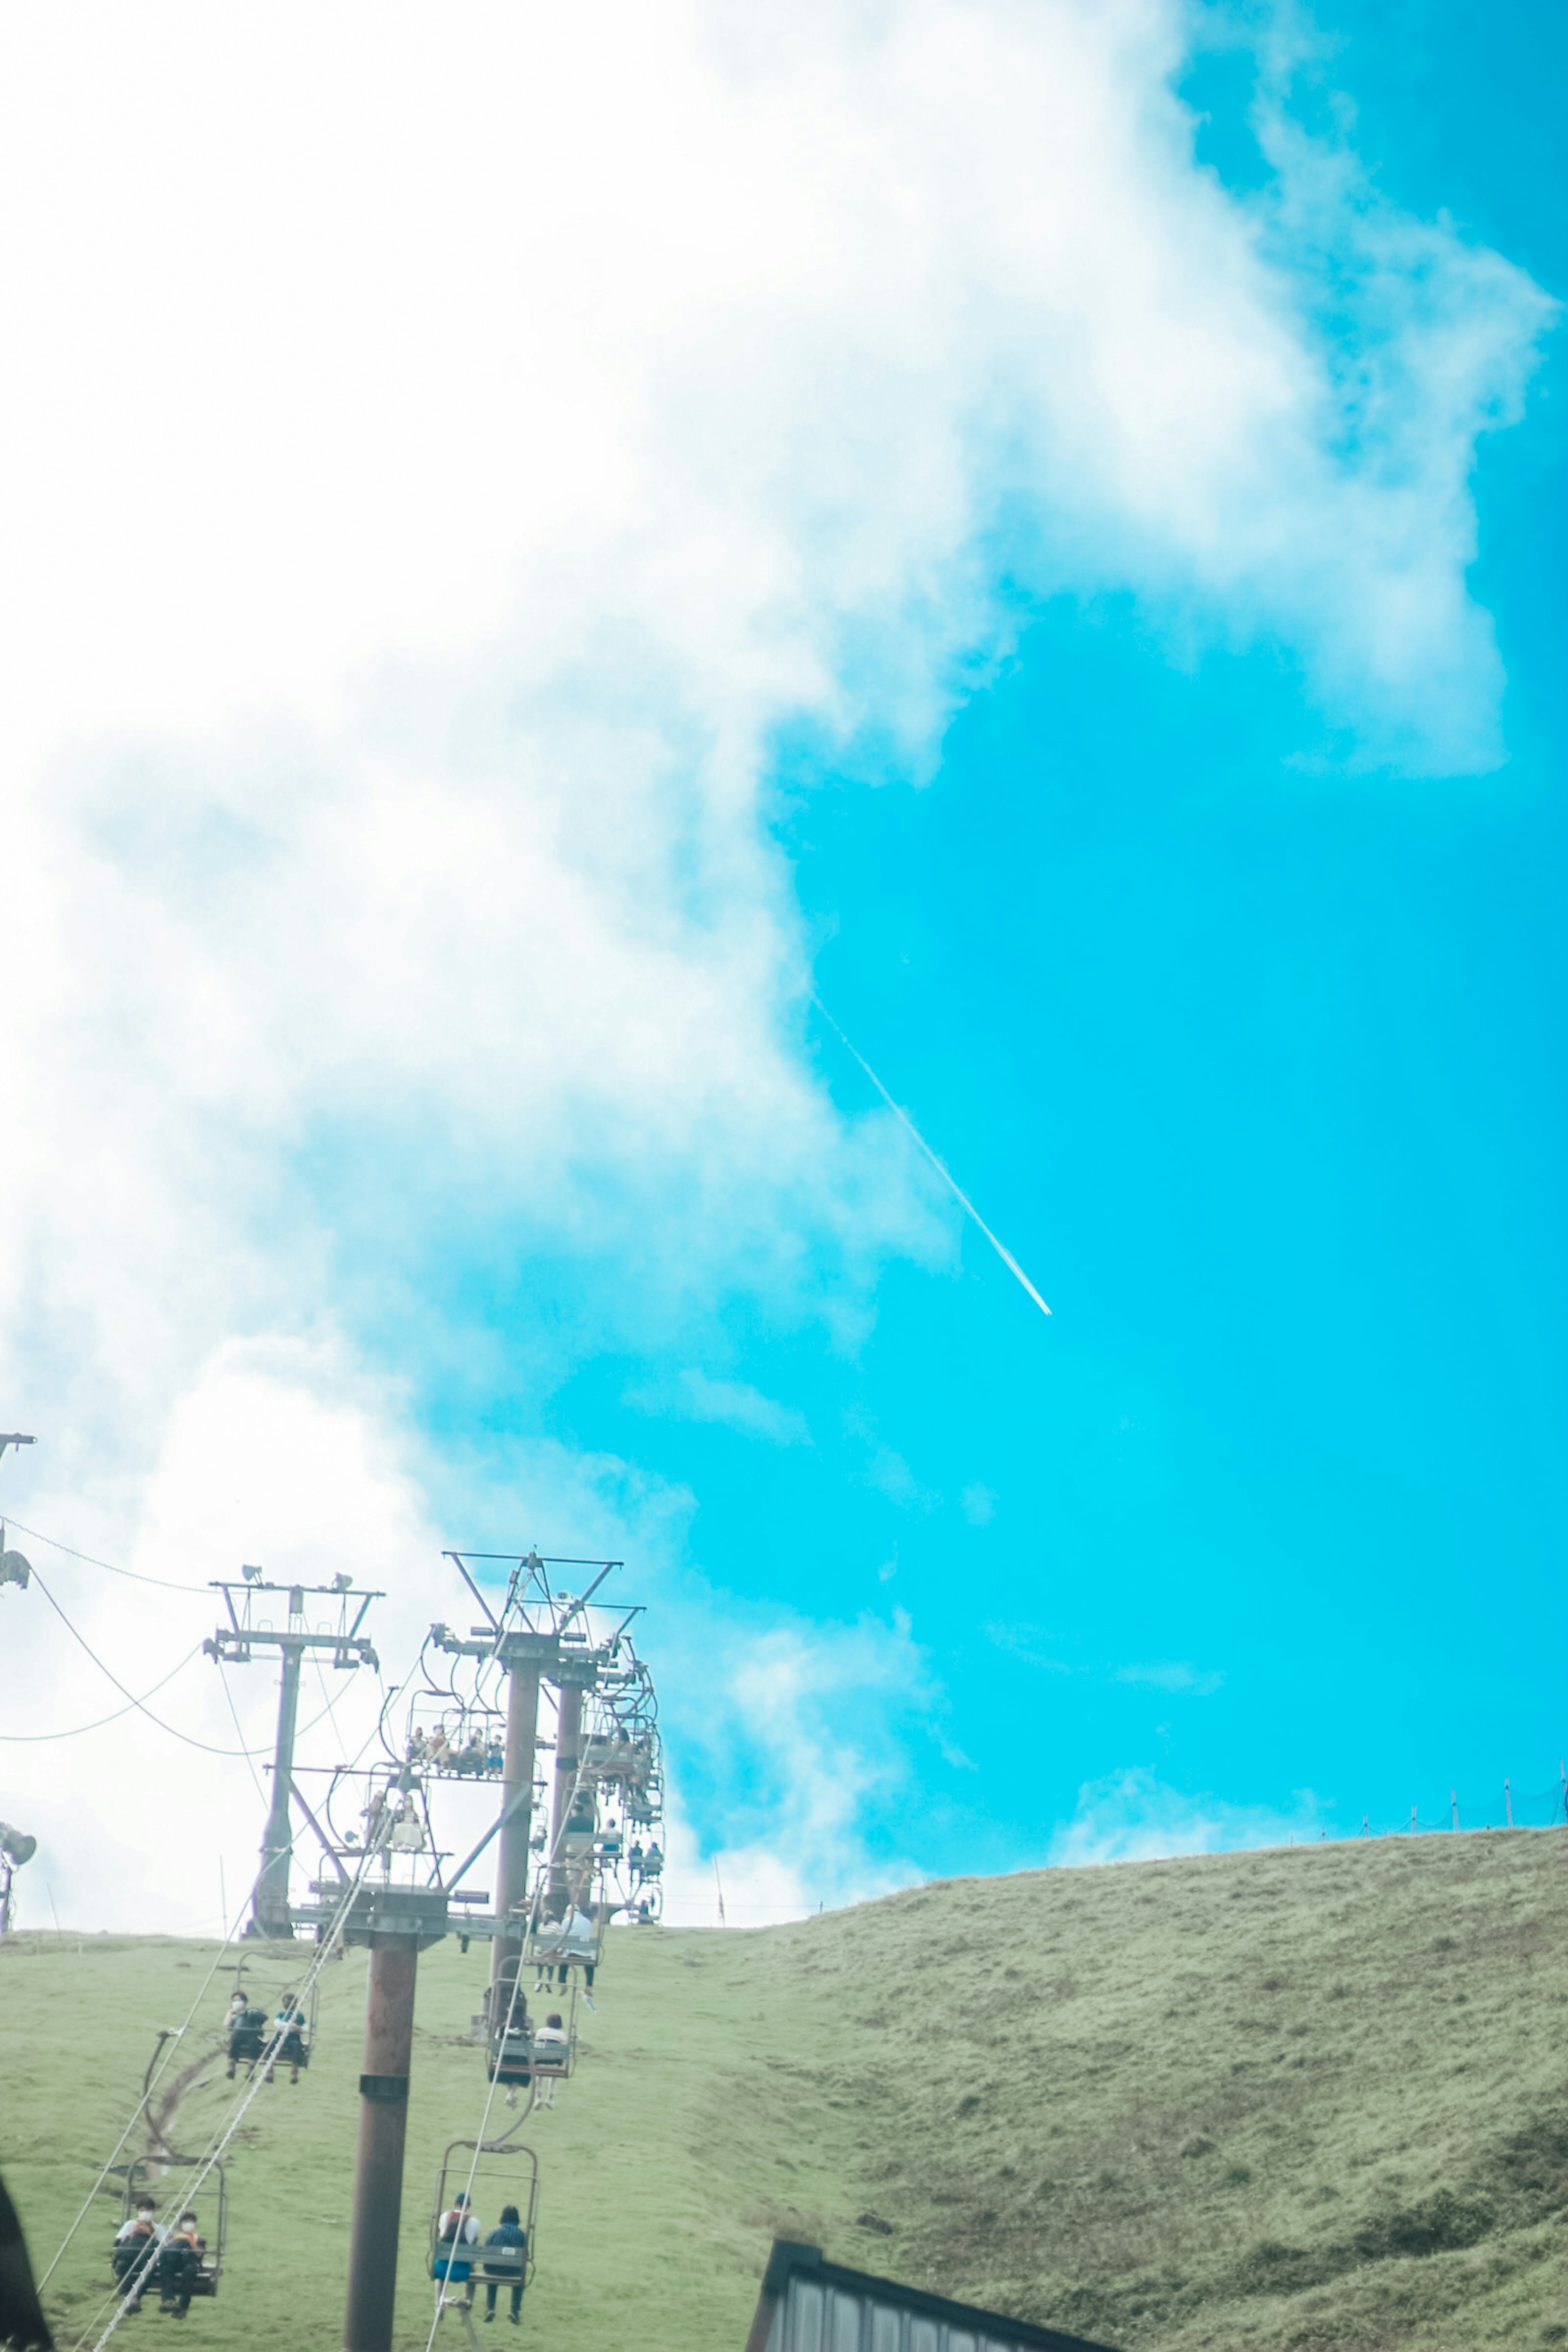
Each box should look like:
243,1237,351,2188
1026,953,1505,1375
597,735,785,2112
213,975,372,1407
115,2160,227,2305
408,1701,506,1781
523,1907,600,1980
225,1969,318,2082
580,1733,653,1788
429,2140,539,2346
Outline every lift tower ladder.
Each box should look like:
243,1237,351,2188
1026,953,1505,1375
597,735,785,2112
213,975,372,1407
205,1572,381,1938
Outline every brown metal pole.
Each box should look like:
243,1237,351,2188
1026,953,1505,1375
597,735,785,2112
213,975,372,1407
344,1936,418,2352
489,1662,541,2007
546,1680,584,1917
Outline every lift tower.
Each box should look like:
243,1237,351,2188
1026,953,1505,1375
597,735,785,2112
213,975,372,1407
430,1550,627,2016
282,1548,647,2352
205,1570,381,1938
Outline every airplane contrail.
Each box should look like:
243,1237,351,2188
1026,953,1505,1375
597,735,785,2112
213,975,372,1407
812,995,1051,1319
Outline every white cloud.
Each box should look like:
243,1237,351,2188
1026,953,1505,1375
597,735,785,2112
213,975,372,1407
961,1483,997,1526
659,1611,932,1923
1049,1765,1324,1868
628,1369,812,1447
1113,1661,1225,1695
864,1446,940,1511
0,0,1550,1919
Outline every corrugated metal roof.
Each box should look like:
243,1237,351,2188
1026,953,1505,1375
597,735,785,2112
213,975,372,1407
744,2241,1123,2352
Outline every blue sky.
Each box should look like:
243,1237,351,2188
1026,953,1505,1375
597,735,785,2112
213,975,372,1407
2,0,1564,1927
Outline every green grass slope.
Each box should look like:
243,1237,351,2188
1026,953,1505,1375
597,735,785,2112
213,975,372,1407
4,1831,1567,2352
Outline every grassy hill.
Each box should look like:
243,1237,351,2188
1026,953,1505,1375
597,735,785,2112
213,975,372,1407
4,1831,1568,2352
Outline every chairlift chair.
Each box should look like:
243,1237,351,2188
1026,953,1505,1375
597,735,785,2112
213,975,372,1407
118,2161,227,2301
429,2140,539,2337
580,1734,653,1789
226,1971,318,2080
408,1696,507,1780
522,1914,601,1978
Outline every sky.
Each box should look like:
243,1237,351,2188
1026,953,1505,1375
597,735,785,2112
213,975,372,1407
0,0,1564,1935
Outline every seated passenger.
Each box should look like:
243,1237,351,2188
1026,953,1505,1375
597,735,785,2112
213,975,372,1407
543,1904,597,1995
226,2001,267,2078
113,2200,162,2308
531,2012,568,2107
267,1992,308,2085
434,2194,481,2299
642,1840,663,1880
489,2000,532,2094
158,2212,205,2317
481,2206,528,2324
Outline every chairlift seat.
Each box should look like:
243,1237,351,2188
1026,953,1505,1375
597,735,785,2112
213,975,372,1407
488,2028,533,2085
479,2245,527,2281
528,2034,569,2078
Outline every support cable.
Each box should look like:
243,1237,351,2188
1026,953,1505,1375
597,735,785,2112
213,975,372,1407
76,1852,376,2352
217,1665,268,1806
0,1517,213,1593
422,1932,533,2352
0,1646,204,1742
25,1568,267,1758
37,1846,276,2293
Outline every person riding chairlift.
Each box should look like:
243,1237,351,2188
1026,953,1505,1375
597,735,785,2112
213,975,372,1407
157,2212,205,2318
481,2206,528,2325
531,2012,568,2108
112,2199,162,2311
225,1989,267,2079
434,2192,481,2303
555,1904,597,1998
267,1990,307,2085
